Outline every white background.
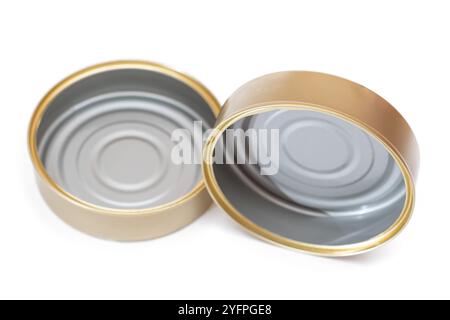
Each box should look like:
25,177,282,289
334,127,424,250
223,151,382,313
0,0,448,300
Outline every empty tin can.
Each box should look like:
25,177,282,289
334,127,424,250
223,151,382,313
29,62,419,256
203,71,419,256
29,61,220,240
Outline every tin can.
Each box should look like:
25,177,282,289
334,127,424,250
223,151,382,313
28,61,220,241
203,71,419,256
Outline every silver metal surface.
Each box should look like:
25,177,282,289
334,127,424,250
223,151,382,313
37,68,215,210
216,109,407,246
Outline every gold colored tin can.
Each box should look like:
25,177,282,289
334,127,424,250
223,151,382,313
203,71,419,256
29,61,220,241
29,62,419,255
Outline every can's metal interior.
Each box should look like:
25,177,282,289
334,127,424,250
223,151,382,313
213,109,407,246
36,67,216,210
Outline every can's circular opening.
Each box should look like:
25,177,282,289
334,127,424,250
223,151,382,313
211,108,408,247
34,66,216,210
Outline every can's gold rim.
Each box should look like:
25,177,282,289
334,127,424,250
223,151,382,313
203,103,416,257
28,60,221,216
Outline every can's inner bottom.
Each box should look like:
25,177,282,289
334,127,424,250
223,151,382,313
213,109,407,246
36,68,216,210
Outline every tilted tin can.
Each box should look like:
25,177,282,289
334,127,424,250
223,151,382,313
203,71,419,256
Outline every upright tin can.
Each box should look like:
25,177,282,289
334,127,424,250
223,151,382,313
29,61,220,241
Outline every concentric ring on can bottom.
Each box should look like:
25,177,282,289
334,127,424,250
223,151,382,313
231,109,405,217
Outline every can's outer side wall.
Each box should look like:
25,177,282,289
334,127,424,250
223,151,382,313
35,172,212,241
219,71,419,180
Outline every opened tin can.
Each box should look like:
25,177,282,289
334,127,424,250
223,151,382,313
28,61,220,241
29,61,419,256
203,71,419,256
